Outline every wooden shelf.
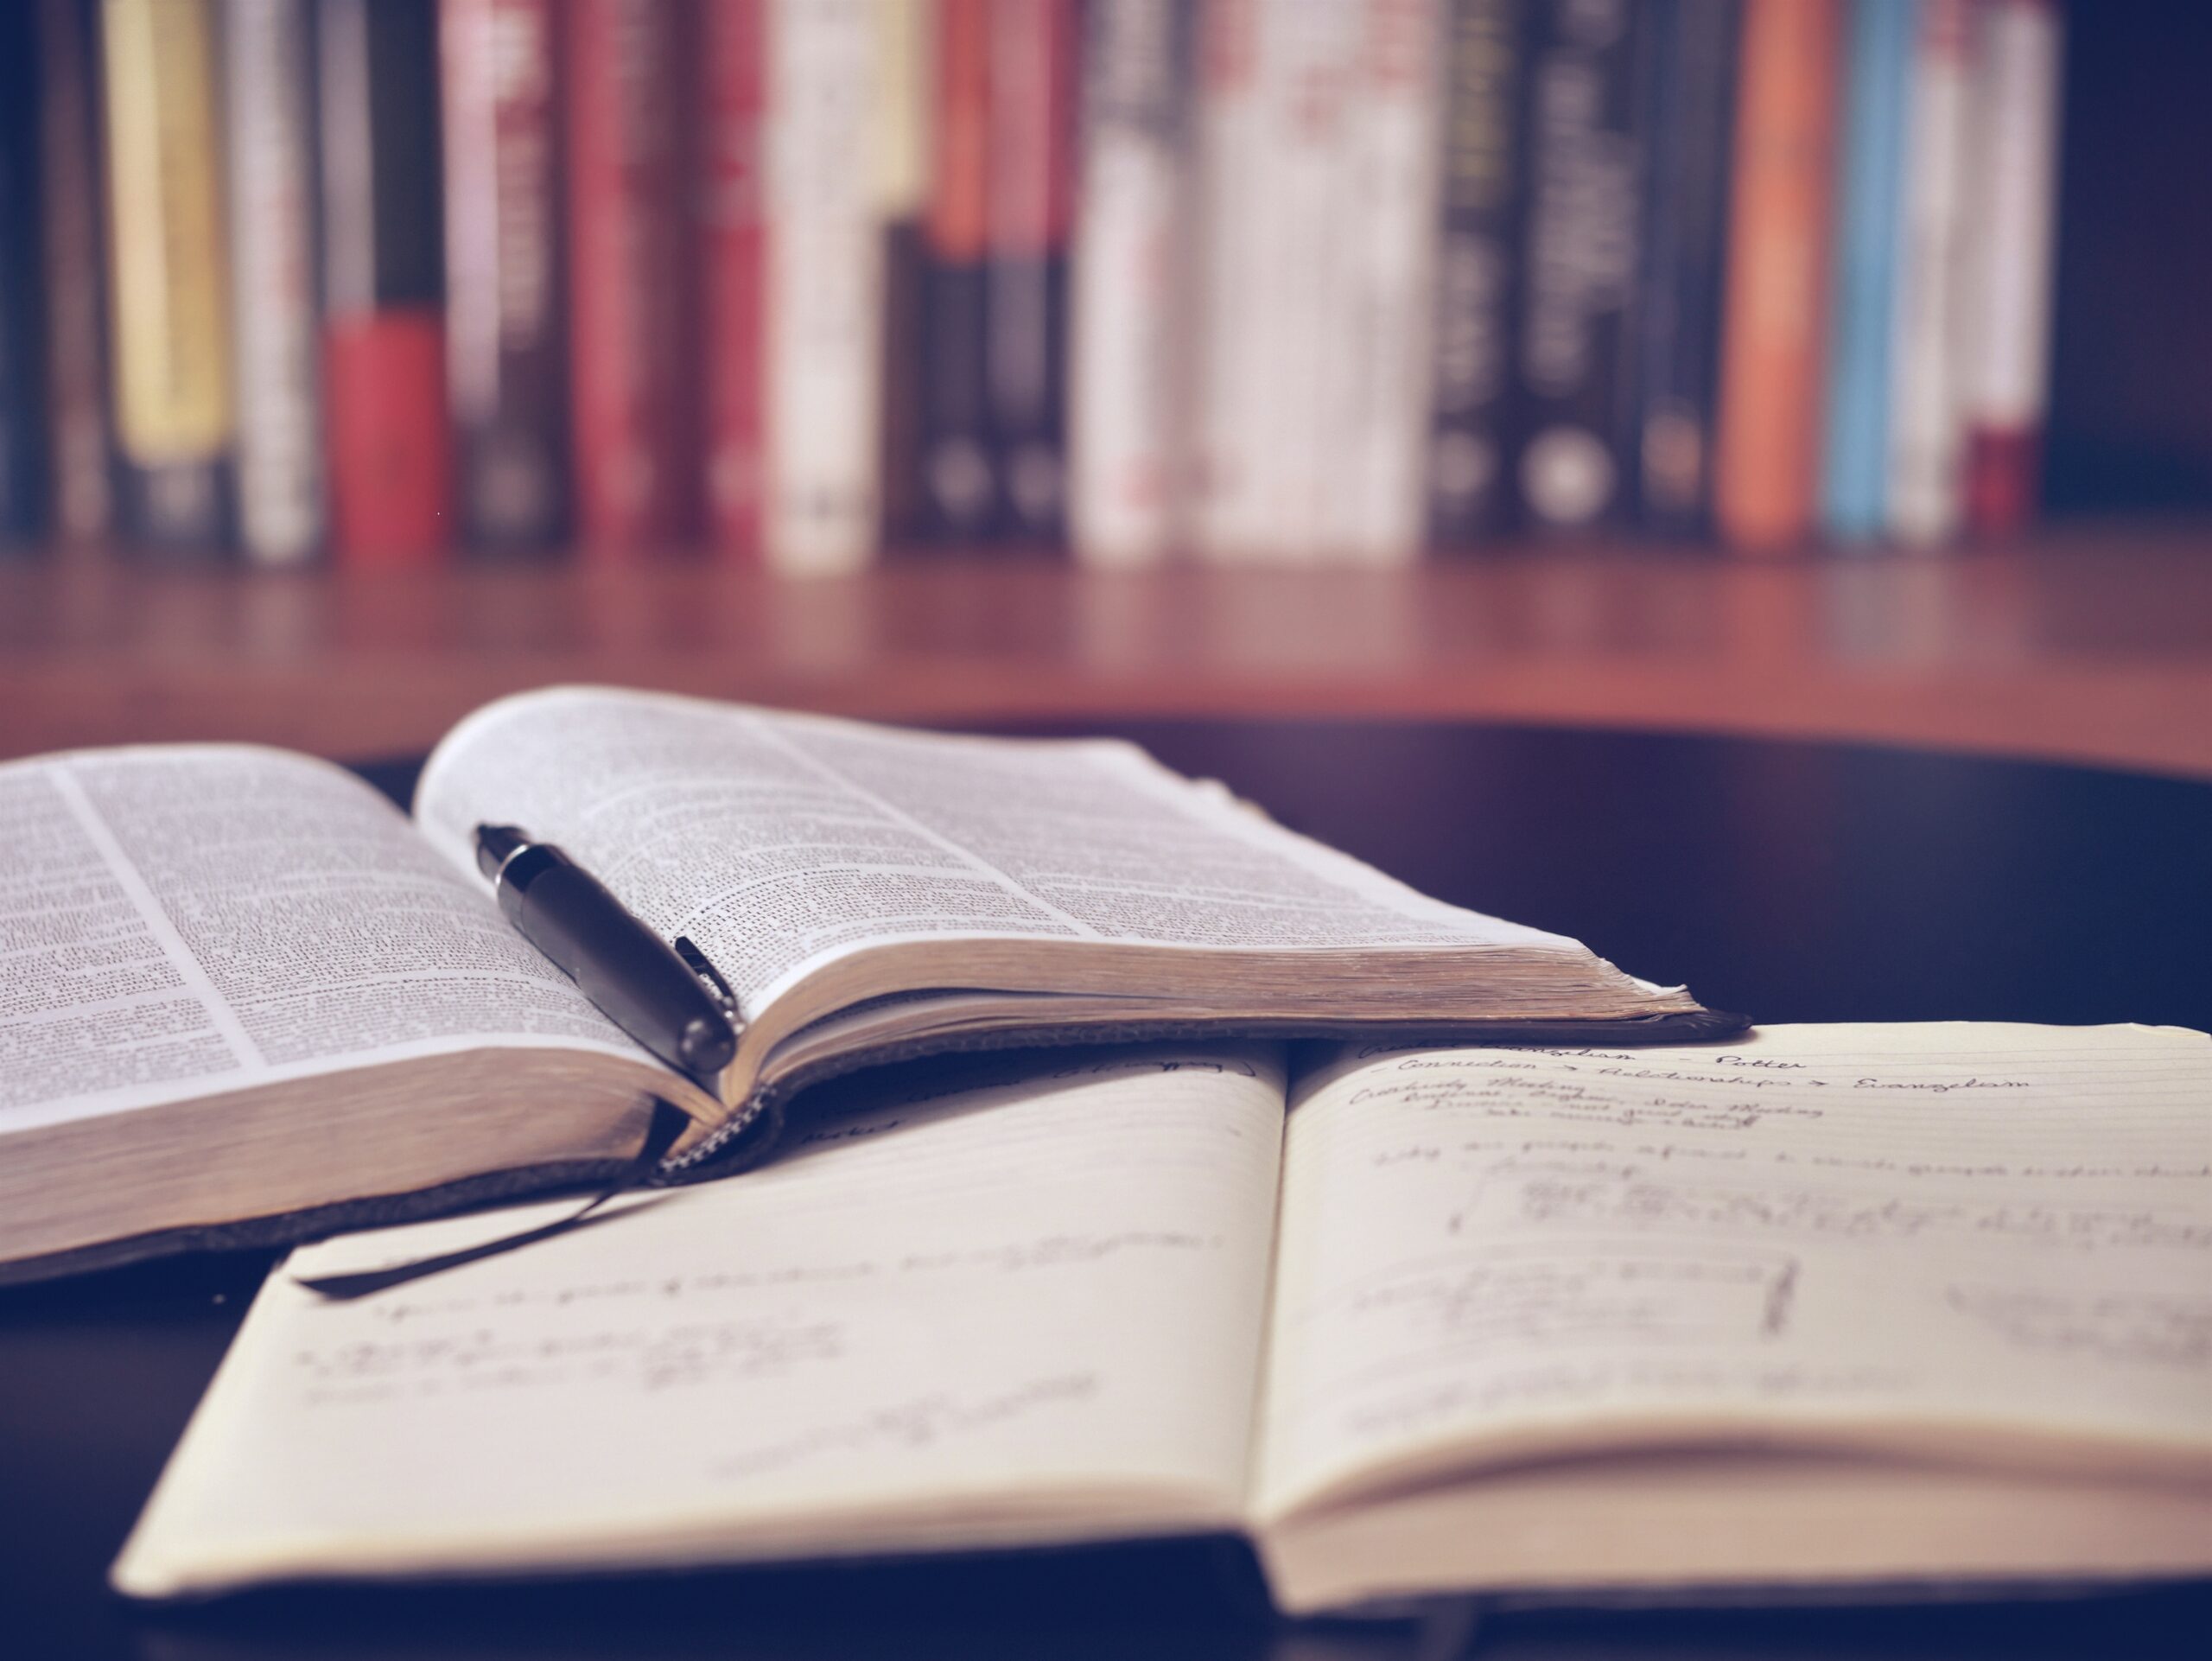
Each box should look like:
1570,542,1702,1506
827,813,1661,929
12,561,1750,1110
4,521,2210,778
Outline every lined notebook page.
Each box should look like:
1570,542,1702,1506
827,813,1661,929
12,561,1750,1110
114,1047,1286,1598
1256,1024,2212,1522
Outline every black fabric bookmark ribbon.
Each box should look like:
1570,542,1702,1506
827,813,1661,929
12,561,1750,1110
293,1098,695,1301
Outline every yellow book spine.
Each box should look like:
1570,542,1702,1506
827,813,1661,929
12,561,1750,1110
102,0,234,464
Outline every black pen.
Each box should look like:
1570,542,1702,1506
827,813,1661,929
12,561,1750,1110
474,824,741,1080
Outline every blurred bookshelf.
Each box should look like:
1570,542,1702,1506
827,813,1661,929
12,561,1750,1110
6,520,2210,778
5,3,2210,776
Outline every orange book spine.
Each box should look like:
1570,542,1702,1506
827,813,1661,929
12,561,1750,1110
1713,0,1841,553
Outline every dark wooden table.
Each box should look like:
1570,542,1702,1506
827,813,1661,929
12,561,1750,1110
5,719,2209,1659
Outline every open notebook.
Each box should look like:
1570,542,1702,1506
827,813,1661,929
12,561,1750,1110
114,1023,2212,1612
0,686,1732,1284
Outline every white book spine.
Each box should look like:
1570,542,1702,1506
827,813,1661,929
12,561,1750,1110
1190,0,1266,561
1243,0,1359,564
765,0,883,575
1070,0,1188,569
223,0,323,563
1960,0,2063,442
1324,0,1441,563
1885,0,1974,546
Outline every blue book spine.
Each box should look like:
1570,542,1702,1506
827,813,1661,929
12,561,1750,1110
1822,0,1916,541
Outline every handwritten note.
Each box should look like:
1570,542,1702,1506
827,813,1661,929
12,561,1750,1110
115,1047,1287,1596
1255,1023,2212,1520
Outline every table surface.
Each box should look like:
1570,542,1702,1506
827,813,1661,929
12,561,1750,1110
4,718,2209,1659
8,525,2212,780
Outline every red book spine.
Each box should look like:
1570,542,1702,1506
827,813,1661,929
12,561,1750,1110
565,0,702,552
702,0,766,557
324,312,454,563
316,0,453,564
441,0,569,551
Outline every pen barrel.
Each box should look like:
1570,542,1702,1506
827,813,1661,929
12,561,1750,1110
497,848,735,1077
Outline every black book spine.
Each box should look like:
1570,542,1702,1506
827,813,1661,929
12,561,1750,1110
1631,0,1739,536
0,1,45,547
1427,0,1526,550
982,0,1076,548
1511,0,1647,537
880,217,928,548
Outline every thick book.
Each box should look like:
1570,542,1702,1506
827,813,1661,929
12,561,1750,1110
564,0,701,552
38,0,114,548
1188,0,1268,561
316,0,455,563
442,0,569,553
1885,0,1974,547
1324,0,1443,563
101,0,236,553
1513,0,1644,538
1630,0,1738,538
1712,0,1840,553
760,0,884,573
1958,0,2064,538
225,0,327,565
112,1023,2212,1610
0,686,1732,1286
1427,0,1526,550
1069,0,1192,568
1821,0,1912,544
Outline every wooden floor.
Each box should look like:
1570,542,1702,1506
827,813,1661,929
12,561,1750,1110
4,520,2209,776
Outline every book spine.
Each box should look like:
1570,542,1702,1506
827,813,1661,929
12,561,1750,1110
317,0,453,563
0,0,44,547
1513,0,1645,538
874,0,931,552
442,0,568,553
38,0,111,548
1712,0,1840,553
1885,0,1974,546
702,0,766,557
225,0,325,565
1189,0,1267,560
1246,0,1364,562
1426,0,1524,550
1069,0,1190,568
982,0,1077,548
1328,0,1442,563
1960,0,2063,538
762,0,883,572
101,0,235,552
920,0,996,543
1630,0,1738,538
1819,0,1912,544
564,0,701,552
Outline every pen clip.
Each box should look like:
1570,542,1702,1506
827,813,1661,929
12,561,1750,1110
673,935,745,1028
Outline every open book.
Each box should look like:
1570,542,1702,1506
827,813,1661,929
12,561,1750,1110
114,1023,2212,1610
0,686,1731,1282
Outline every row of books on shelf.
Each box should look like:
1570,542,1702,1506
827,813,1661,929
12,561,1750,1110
0,0,2064,571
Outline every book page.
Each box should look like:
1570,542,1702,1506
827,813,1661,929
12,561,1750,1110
0,747,646,1136
411,687,1608,1017
1255,1024,2212,1522
113,1047,1287,1597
